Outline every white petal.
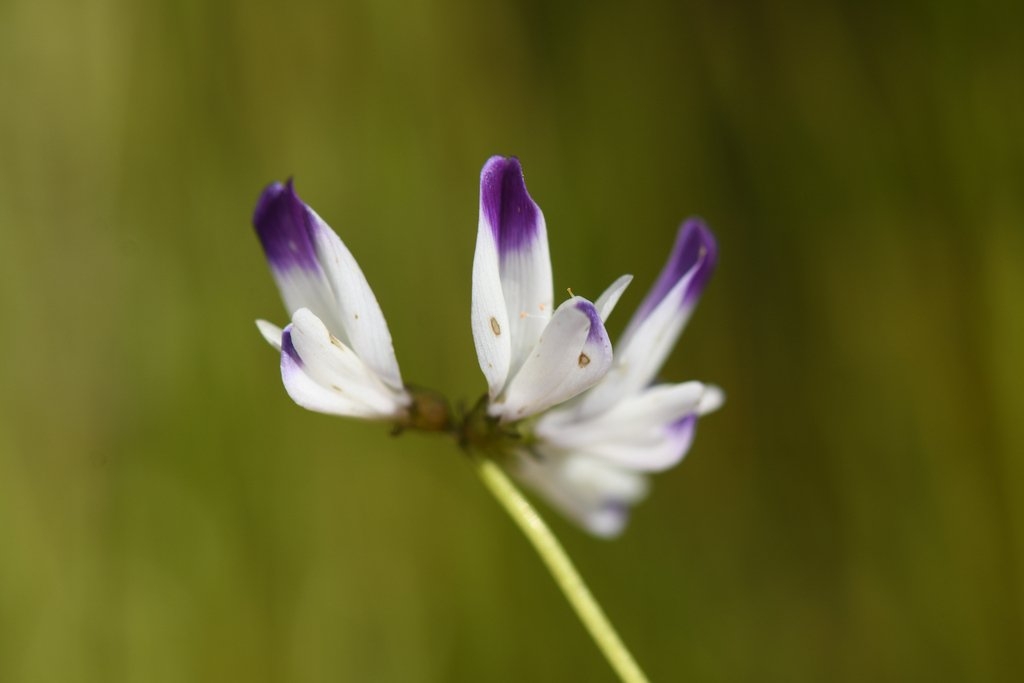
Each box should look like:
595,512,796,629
699,384,725,415
491,297,613,422
501,231,553,382
280,345,382,418
616,274,695,385
540,381,703,435
471,208,512,399
307,210,404,392
537,382,705,471
513,451,649,538
270,267,344,335
571,417,697,472
256,319,283,350
280,309,410,419
593,274,633,322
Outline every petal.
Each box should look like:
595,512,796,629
471,194,512,399
540,381,703,435
305,207,404,391
513,451,649,538
279,309,410,420
472,156,553,398
576,220,717,415
625,218,717,334
593,274,633,322
253,181,344,334
256,319,283,350
698,384,725,415
491,297,613,422
254,180,321,272
279,328,381,418
537,382,705,471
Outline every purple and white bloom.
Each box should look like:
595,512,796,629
515,220,723,537
471,157,625,422
253,180,411,420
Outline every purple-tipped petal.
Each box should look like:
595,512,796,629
253,180,405,391
277,312,410,420
472,156,553,398
253,180,321,273
575,219,717,412
633,218,717,323
537,381,705,471
491,297,613,422
480,156,542,254
512,450,649,538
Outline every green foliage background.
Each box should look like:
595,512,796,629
1,0,1022,680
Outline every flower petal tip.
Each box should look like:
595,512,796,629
480,156,543,255
253,179,320,273
635,218,718,321
698,385,725,415
593,274,633,322
255,319,284,350
586,503,630,538
574,297,608,344
280,326,303,368
678,218,718,305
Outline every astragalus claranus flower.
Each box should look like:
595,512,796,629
253,180,410,421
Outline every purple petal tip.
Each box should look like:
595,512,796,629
666,413,698,460
669,413,698,437
574,299,608,344
635,218,718,321
253,179,321,272
280,327,303,368
480,156,542,255
678,218,718,306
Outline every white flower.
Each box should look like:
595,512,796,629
471,156,624,422
253,180,410,420
514,220,723,537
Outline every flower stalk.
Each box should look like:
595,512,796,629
469,451,651,683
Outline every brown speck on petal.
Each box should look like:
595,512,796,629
490,317,501,336
578,353,591,368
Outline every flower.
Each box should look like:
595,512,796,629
513,220,723,537
253,180,411,420
471,156,625,422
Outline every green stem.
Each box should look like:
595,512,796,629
471,453,651,683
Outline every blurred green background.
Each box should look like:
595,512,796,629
1,0,1022,680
